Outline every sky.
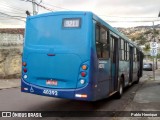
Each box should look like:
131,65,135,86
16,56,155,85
0,0,160,28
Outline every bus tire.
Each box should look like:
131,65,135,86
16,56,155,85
115,78,123,99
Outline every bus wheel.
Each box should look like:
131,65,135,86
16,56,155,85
115,78,123,99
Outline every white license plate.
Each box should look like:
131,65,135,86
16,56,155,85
46,80,58,86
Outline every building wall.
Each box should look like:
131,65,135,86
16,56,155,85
0,47,22,78
0,33,23,45
0,29,24,78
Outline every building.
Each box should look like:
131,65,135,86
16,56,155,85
0,28,24,46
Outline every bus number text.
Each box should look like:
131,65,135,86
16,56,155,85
43,90,58,96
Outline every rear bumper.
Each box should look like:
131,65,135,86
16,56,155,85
21,78,94,101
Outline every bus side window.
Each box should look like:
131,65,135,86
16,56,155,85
135,49,137,61
101,27,109,59
127,43,129,60
134,48,137,61
96,25,100,42
137,49,139,61
96,25,101,58
96,25,109,59
120,39,125,61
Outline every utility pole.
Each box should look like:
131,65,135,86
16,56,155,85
155,11,160,69
152,21,156,81
32,0,38,15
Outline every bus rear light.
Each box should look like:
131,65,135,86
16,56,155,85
75,94,87,98
23,68,27,73
82,65,88,70
22,62,27,66
81,72,86,77
80,79,85,84
81,94,87,98
23,75,28,79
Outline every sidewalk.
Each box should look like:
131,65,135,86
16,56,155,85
118,69,160,120
0,79,20,89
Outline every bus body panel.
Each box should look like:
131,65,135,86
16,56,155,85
21,78,94,101
26,52,82,88
22,12,98,101
22,12,91,89
89,20,111,100
21,11,143,101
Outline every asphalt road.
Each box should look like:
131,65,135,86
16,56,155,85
0,71,150,120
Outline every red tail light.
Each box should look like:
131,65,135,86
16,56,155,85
23,68,27,73
81,72,86,77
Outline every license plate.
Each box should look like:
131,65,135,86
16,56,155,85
46,80,58,86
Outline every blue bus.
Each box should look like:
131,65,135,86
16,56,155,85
21,11,143,101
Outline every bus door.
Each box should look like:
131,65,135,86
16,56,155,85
110,35,119,93
129,46,134,84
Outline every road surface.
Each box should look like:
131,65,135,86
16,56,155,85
0,71,158,120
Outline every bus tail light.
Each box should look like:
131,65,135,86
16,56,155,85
75,94,87,98
81,72,86,77
22,62,27,66
82,65,87,70
80,79,85,84
23,75,28,79
23,68,27,73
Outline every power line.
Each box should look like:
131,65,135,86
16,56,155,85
0,2,27,13
41,1,71,11
21,0,54,12
0,10,26,15
0,12,26,22
106,20,160,23
99,15,159,19
0,12,26,18
1,0,29,12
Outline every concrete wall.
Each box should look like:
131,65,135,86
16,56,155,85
0,47,22,78
0,33,23,46
0,32,23,78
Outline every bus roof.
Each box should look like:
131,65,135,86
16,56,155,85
27,11,142,51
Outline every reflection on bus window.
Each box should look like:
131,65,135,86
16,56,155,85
96,25,109,59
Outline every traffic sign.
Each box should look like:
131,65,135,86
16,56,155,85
150,48,157,56
150,42,158,48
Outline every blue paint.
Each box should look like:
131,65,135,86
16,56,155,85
21,11,142,101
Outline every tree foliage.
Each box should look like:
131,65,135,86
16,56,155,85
143,44,150,52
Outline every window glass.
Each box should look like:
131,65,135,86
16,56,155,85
100,27,107,44
96,26,100,42
137,50,139,61
134,48,137,54
122,50,125,60
127,43,129,51
120,39,125,60
121,39,124,49
102,44,109,59
127,51,129,60
96,25,109,59
96,43,101,58
134,48,137,61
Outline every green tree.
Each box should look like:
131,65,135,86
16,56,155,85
143,44,150,52
143,44,150,60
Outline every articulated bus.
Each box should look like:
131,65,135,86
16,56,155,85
21,11,143,101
